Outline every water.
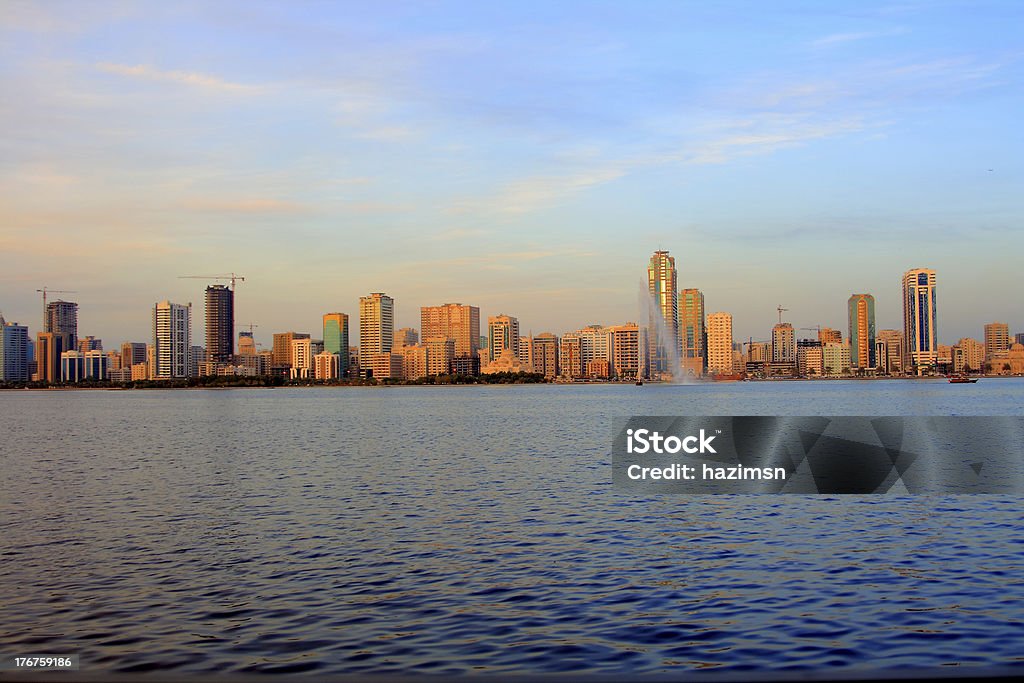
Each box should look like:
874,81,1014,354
2,380,1024,677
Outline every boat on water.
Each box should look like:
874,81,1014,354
947,375,978,384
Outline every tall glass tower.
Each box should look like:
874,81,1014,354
647,250,678,377
902,268,937,371
848,293,876,368
205,285,234,364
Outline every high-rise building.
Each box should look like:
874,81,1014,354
902,268,937,371
517,335,534,372
608,323,641,379
423,337,455,376
45,300,78,351
706,312,733,375
559,335,582,379
314,352,340,380
205,285,234,364
818,327,842,344
121,342,146,370
360,293,394,359
797,339,824,377
272,332,308,370
679,288,705,373
421,303,480,359
984,322,1010,361
152,301,192,379
532,333,559,379
35,332,58,383
78,336,102,353
647,250,678,376
822,342,852,376
238,331,256,356
488,315,519,362
0,316,30,382
395,327,418,348
771,322,796,365
848,294,876,368
290,337,313,379
876,329,903,375
323,313,350,376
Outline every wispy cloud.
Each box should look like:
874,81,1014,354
810,28,906,48
96,62,262,93
179,197,309,214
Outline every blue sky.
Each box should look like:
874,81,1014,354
1,0,1022,346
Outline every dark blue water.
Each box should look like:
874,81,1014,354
2,380,1023,676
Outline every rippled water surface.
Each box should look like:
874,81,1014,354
2,380,1024,677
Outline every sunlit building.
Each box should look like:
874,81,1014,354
679,288,705,376
532,333,559,380
706,312,734,376
488,315,519,362
848,294,876,368
984,322,1010,362
152,301,192,379
421,303,480,360
902,268,937,371
323,313,350,376
360,293,394,360
647,250,678,376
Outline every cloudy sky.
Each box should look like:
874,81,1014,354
2,0,1022,347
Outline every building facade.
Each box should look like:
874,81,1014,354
706,312,734,376
152,301,192,379
488,315,519,362
205,285,234,364
323,313,350,376
848,293,876,368
421,303,480,359
902,268,937,371
679,288,705,376
0,316,30,382
647,250,678,376
360,293,394,360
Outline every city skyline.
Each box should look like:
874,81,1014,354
1,2,1022,344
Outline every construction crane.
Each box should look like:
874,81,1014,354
776,305,788,325
36,286,77,328
240,322,259,335
178,273,246,291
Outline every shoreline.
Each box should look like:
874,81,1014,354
2,375,1020,392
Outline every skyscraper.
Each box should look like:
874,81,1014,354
706,312,734,376
360,293,394,358
43,300,78,374
848,294,876,369
984,322,1010,361
771,323,796,365
679,288,705,375
647,251,678,376
532,333,559,379
488,314,519,362
421,304,480,359
152,301,192,379
323,313,350,375
0,315,30,382
902,268,937,370
205,285,234,364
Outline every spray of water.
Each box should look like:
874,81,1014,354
637,281,690,384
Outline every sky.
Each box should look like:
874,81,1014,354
1,0,1022,348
